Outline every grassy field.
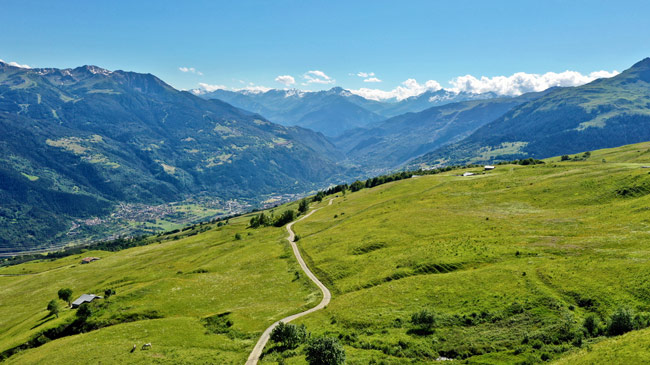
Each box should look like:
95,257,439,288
4,142,650,363
0,200,324,364
281,142,650,364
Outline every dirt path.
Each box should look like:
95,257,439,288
245,199,333,365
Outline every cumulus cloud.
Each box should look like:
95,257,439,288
449,70,619,96
357,71,375,78
363,77,382,83
238,85,272,93
350,78,442,101
0,58,30,68
275,75,296,86
179,66,203,76
193,82,270,95
349,69,619,100
303,70,335,84
196,82,226,92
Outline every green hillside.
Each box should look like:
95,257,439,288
3,142,650,363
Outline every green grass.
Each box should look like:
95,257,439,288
0,200,325,363
4,142,650,363
554,327,650,364
282,141,650,363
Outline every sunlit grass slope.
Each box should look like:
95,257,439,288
283,142,650,364
0,201,323,364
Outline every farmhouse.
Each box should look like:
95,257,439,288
462,172,475,177
81,257,100,264
484,165,495,170
71,294,102,308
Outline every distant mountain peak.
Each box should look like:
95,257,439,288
627,57,650,73
327,86,353,97
74,65,113,76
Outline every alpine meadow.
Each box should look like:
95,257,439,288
2,1,650,364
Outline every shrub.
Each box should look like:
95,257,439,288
47,300,60,318
57,288,73,307
410,309,436,331
76,303,92,319
234,233,242,240
305,336,346,365
607,308,634,336
249,212,271,228
270,322,308,349
274,210,296,227
298,199,309,214
582,314,600,337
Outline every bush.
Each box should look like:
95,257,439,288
270,322,308,349
57,288,73,307
305,336,346,365
274,210,296,227
410,309,436,331
582,314,600,337
234,233,242,240
349,180,365,192
249,212,271,228
76,303,92,319
47,300,60,318
607,308,634,336
298,199,309,214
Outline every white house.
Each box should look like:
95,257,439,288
484,165,495,170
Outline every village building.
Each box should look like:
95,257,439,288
71,294,102,308
81,257,100,264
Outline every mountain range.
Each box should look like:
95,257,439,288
0,62,347,252
196,87,498,137
409,57,650,167
2,57,650,253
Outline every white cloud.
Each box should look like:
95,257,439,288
350,78,442,101
303,70,335,84
238,85,272,93
0,58,30,68
275,75,296,86
193,82,270,95
197,82,227,92
363,77,382,83
449,70,619,96
357,71,375,78
349,69,619,100
179,66,203,76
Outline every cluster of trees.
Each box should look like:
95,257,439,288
269,322,345,365
582,308,649,338
312,164,478,200
496,158,545,166
561,151,591,162
249,209,297,228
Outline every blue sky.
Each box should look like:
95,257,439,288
1,0,649,99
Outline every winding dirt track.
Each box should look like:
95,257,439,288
245,199,333,365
